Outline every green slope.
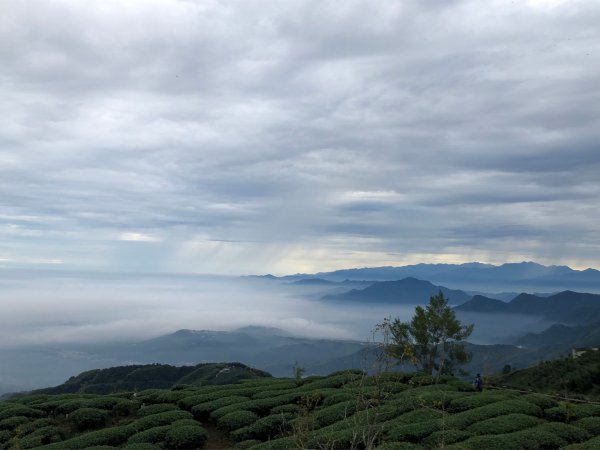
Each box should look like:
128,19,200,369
1,368,599,449
23,362,271,396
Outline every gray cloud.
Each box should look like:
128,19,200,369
1,0,599,274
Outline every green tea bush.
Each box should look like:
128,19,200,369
82,397,126,410
79,446,117,450
295,373,360,391
23,424,62,440
573,417,600,434
313,400,357,427
374,442,420,449
570,403,600,420
270,404,299,414
0,430,11,443
533,422,590,444
122,443,161,450
563,435,600,449
385,418,440,442
240,412,294,440
67,407,108,430
131,410,193,432
191,396,250,419
55,400,86,415
547,403,600,422
164,424,208,449
448,392,514,412
177,394,212,410
19,418,54,435
522,393,559,410
447,399,543,428
19,433,62,449
387,407,444,425
138,390,188,405
546,405,568,421
322,392,357,407
0,415,30,430
466,413,541,435
455,431,566,450
127,425,170,444
0,405,43,420
137,403,179,417
217,410,259,432
237,439,261,449
246,436,294,450
38,424,133,449
421,428,470,447
171,418,200,427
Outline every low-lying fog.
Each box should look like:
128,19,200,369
0,269,554,393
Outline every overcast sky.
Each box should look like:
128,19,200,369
1,0,599,275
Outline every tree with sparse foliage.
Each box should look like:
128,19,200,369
381,290,474,376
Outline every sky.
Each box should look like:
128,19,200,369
1,0,600,276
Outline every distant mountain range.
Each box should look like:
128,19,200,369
264,261,600,292
322,277,471,305
455,290,600,325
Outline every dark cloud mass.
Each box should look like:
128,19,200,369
1,0,599,274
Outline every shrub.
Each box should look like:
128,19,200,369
533,422,590,444
21,425,63,447
421,429,470,447
322,392,356,406
0,405,44,420
127,425,170,444
131,410,193,432
385,419,441,442
570,403,600,420
573,417,600,435
171,418,201,427
237,439,261,449
313,400,357,427
38,424,133,449
563,435,600,449
241,412,294,441
55,400,86,415
178,394,213,410
448,392,514,412
387,407,444,425
19,418,55,435
447,399,542,429
137,403,179,417
191,396,250,419
0,415,30,430
67,408,108,431
466,413,541,435
246,436,295,450
270,404,299,414
0,430,11,443
122,443,162,450
164,424,208,449
217,410,259,432
522,393,559,410
375,442,421,449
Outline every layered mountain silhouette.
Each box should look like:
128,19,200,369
274,261,600,292
455,290,600,324
322,277,471,305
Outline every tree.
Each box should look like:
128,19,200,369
381,291,474,376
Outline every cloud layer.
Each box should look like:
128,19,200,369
1,0,599,274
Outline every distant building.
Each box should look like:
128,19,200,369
572,347,599,358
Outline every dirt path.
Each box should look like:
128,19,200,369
202,422,235,449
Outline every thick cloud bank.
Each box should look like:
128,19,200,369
1,0,599,274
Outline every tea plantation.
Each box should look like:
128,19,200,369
1,370,599,449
